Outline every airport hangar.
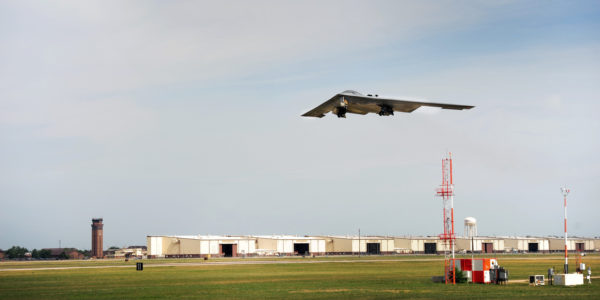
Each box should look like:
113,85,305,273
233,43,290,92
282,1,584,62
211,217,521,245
147,235,598,258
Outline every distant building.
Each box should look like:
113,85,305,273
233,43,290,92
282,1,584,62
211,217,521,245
110,246,147,259
147,235,257,258
319,236,395,255
42,248,84,259
103,248,117,258
91,218,104,258
455,237,505,253
503,237,550,253
548,237,595,253
146,234,600,257
254,235,326,256
394,236,452,254
147,235,330,257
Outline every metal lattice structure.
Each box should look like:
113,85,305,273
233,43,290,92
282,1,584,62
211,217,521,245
437,153,456,284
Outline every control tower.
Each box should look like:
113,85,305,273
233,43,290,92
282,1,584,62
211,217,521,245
91,218,104,258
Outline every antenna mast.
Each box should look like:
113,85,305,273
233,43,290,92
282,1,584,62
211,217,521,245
437,152,456,284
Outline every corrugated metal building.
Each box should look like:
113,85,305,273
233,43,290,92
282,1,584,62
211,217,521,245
548,238,597,252
398,236,451,254
147,234,599,257
393,237,412,254
322,236,395,255
455,237,505,253
147,235,257,258
503,237,550,253
255,235,326,256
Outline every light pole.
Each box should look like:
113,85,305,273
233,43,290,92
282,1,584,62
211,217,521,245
561,187,570,274
358,228,361,257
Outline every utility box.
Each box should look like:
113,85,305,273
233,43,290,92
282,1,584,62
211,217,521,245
554,274,583,286
497,268,508,284
529,275,544,286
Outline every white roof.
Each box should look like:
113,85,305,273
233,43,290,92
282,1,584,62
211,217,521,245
253,235,326,240
149,235,255,240
326,235,394,240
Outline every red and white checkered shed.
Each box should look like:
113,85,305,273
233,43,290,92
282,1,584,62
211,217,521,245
457,258,497,283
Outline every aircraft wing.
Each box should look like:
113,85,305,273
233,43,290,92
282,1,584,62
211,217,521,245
344,94,475,113
301,95,340,118
302,90,474,118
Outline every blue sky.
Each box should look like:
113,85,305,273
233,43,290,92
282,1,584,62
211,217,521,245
1,1,599,250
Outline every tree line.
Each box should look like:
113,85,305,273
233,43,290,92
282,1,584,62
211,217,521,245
1,246,91,259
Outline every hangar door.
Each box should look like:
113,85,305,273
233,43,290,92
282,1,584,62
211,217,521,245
482,243,494,253
220,244,237,257
294,243,309,255
366,243,380,255
424,243,437,254
528,243,539,253
576,243,585,252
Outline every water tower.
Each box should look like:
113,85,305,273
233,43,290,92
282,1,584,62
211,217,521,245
464,217,477,253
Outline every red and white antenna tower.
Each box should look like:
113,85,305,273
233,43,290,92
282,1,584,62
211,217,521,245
436,152,456,284
561,187,570,274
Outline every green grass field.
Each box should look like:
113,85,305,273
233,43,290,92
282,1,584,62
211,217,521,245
1,255,598,299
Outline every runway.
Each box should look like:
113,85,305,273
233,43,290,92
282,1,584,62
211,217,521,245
2,255,596,272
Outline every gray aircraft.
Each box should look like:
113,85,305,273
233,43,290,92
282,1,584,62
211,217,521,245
302,90,474,118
